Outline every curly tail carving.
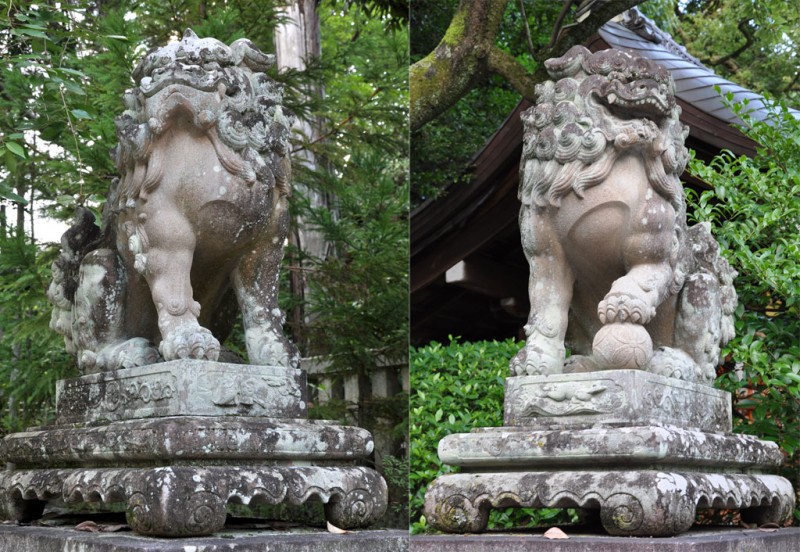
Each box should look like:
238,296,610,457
47,207,102,351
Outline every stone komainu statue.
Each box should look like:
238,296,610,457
512,45,736,384
48,30,299,371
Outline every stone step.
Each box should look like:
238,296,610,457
0,526,408,552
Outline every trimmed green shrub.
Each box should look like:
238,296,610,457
410,337,575,533
687,94,800,518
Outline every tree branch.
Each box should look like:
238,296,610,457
545,0,646,60
410,0,647,131
487,46,538,101
410,0,510,131
715,19,756,66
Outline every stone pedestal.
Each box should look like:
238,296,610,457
424,370,794,537
0,360,388,537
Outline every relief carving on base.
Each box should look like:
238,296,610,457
513,378,624,419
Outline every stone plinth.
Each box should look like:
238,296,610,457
0,361,388,537
410,528,800,552
0,526,409,552
425,471,792,536
438,425,782,470
56,360,307,424
504,371,730,431
5,417,372,467
424,371,795,537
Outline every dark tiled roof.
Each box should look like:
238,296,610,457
599,10,800,124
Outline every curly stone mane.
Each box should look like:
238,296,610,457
112,29,292,205
520,46,689,211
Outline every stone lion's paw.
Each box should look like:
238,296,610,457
160,324,220,362
598,292,656,325
510,344,564,376
115,338,161,368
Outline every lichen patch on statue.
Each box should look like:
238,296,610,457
48,29,299,372
513,46,736,385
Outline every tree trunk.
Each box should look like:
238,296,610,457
274,0,331,354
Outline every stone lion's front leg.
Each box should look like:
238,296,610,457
232,233,299,369
511,205,574,376
598,197,678,326
137,218,220,362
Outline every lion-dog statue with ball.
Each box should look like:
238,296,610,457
49,30,298,372
512,46,736,384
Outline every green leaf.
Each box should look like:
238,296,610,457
56,195,76,207
12,28,49,39
61,80,86,95
58,68,88,78
5,142,26,158
70,109,92,120
0,185,29,205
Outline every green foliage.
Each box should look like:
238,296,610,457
289,3,409,453
0,230,77,433
410,338,572,533
687,95,800,481
675,0,800,104
411,78,519,206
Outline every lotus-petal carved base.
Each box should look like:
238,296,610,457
424,471,793,537
0,465,387,537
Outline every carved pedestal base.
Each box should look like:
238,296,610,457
425,371,795,537
0,465,386,537
0,361,388,537
424,471,793,537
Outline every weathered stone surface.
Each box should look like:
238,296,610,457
0,466,387,537
504,371,731,431
439,425,782,470
511,45,736,384
5,416,373,468
17,28,389,541
423,45,794,540
48,29,298,372
0,526,409,552
56,360,307,424
410,528,800,552
424,471,794,537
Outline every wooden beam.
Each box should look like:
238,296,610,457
445,257,527,299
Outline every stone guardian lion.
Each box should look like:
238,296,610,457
512,46,736,384
48,30,299,371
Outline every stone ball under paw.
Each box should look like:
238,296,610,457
592,323,653,369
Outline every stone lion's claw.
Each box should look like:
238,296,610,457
160,324,220,362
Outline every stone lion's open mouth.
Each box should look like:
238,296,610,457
139,64,226,98
601,79,672,119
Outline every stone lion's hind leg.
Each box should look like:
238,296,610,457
511,206,574,376
232,240,299,368
140,218,220,362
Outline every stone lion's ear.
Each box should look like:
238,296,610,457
230,39,274,72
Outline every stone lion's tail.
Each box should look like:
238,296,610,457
46,206,104,351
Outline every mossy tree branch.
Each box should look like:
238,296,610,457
410,0,513,131
410,0,646,131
